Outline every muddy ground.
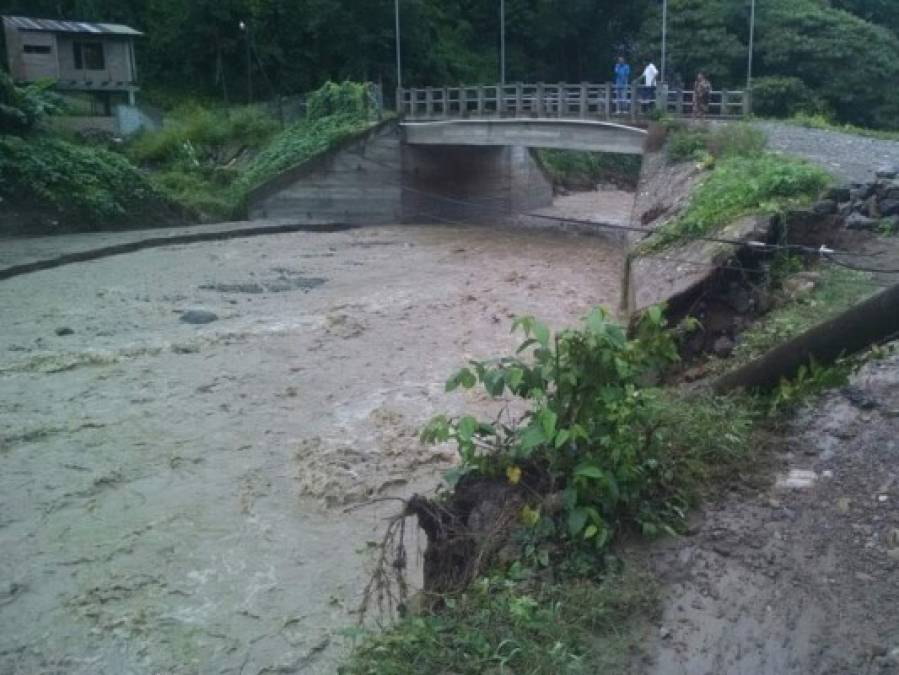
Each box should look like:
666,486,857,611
0,211,627,673
638,354,899,675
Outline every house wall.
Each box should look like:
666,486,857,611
5,28,59,81
56,34,134,84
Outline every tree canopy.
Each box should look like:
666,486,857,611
1,0,897,127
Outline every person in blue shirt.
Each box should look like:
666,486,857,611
614,56,631,113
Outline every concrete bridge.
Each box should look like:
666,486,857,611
401,118,647,155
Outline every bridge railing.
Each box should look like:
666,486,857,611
397,83,748,121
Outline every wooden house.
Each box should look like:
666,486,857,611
2,15,142,116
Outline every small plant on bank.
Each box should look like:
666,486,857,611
421,306,750,550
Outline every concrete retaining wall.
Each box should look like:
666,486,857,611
247,120,553,225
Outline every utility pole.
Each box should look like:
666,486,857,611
746,0,756,92
395,0,402,92
661,0,668,83
500,0,506,85
239,20,252,103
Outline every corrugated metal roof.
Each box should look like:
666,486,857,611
1,15,142,36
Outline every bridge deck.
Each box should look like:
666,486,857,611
398,82,748,122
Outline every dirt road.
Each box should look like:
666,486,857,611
639,354,899,675
0,219,626,674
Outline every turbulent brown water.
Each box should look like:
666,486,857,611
0,215,628,673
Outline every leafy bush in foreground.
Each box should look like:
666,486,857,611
422,307,752,550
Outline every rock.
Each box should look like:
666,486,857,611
776,469,817,490
54,327,74,336
887,548,899,561
712,335,735,357
180,309,219,325
836,497,852,513
659,626,672,640
879,199,899,217
876,166,898,180
824,186,851,202
844,212,878,231
863,195,881,219
812,199,837,215
783,275,817,298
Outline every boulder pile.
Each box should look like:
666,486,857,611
814,165,899,233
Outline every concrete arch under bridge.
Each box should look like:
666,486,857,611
248,119,646,225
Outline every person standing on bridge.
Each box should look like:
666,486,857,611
640,61,659,112
614,56,631,114
693,72,711,119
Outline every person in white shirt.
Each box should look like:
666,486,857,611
642,62,659,87
639,62,659,112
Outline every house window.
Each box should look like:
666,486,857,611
73,41,105,70
23,45,52,54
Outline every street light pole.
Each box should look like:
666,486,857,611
500,0,506,85
661,0,668,83
395,0,402,92
746,0,756,92
239,20,252,103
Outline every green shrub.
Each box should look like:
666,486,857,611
306,81,371,120
127,104,279,165
535,149,642,189
641,153,829,251
235,111,371,195
422,307,752,550
0,70,62,133
706,123,766,158
751,76,825,119
0,134,174,227
666,126,709,162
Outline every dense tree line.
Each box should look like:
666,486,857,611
1,0,897,127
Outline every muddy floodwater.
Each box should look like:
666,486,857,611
0,220,625,673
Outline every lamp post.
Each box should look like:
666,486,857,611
239,20,252,103
660,0,668,84
394,0,402,92
746,0,756,92
500,0,506,85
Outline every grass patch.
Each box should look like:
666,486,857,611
535,149,642,190
666,122,767,163
785,113,899,143
343,568,659,675
0,134,177,228
730,265,878,367
637,153,829,253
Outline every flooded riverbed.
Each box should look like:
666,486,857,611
1,220,626,673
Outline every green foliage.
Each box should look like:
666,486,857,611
235,112,372,195
343,569,658,675
730,266,878,366
751,76,825,119
422,307,753,550
128,104,279,165
768,358,853,415
666,123,766,163
641,153,829,252
535,149,642,190
0,71,62,133
306,81,371,121
0,134,173,227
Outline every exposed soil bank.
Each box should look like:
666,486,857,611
0,218,628,673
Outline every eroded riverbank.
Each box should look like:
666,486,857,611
0,220,626,673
